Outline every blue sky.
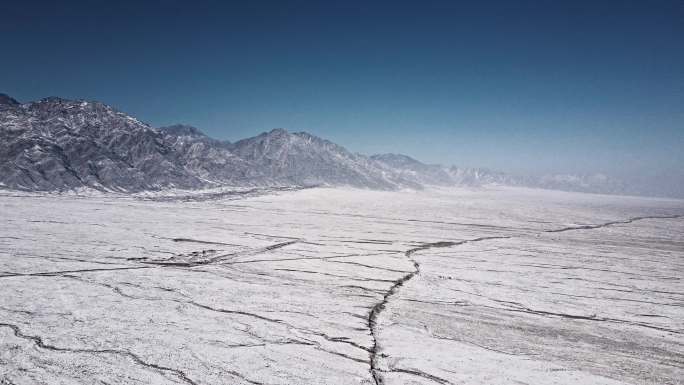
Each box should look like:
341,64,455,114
1,0,682,179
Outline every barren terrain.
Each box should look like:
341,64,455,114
1,187,682,384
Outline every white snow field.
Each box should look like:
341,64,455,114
1,186,683,385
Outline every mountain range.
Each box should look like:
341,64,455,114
0,93,670,197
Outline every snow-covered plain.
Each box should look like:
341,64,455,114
1,186,682,385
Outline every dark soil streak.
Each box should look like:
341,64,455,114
546,214,682,233
0,323,198,385
367,235,510,385
0,266,154,278
384,368,453,385
141,240,298,267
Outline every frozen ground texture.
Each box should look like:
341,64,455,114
0,186,683,385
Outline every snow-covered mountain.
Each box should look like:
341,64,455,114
0,95,203,191
0,94,670,197
370,153,526,188
0,95,417,191
158,124,257,186
228,129,419,189
535,173,627,195
370,153,454,186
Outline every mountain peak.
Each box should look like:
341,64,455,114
34,96,105,108
39,96,71,103
159,124,207,138
372,153,420,163
0,93,19,106
371,153,428,169
266,128,289,136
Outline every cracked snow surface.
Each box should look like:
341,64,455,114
1,187,683,385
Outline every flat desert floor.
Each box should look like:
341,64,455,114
1,187,683,385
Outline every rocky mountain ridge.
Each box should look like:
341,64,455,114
0,94,663,197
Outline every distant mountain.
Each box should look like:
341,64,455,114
0,94,675,197
158,124,256,186
0,93,20,107
535,173,627,195
229,129,418,189
0,95,416,191
371,153,526,188
159,124,213,139
0,95,202,191
371,153,454,186
370,153,642,196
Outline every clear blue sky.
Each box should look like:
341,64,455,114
1,0,682,180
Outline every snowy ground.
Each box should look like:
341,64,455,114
1,186,683,385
